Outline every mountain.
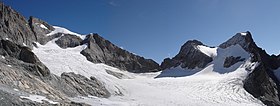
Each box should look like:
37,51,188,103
1,2,280,106
160,32,280,106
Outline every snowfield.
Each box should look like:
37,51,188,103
32,27,264,106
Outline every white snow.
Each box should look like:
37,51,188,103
46,26,85,39
40,24,48,30
33,36,264,106
1,56,5,59
196,45,217,58
22,43,27,46
5,38,9,40
20,95,58,104
35,23,48,30
7,65,12,67
240,32,247,36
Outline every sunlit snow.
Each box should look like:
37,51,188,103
46,26,85,39
240,32,247,36
196,45,217,58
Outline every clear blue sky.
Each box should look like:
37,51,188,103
3,0,280,63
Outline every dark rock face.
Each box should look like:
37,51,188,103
55,34,83,49
160,40,213,70
0,39,50,77
59,72,110,98
81,34,160,73
223,56,245,68
28,16,54,45
220,32,280,106
219,32,254,51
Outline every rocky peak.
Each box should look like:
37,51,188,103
81,33,160,72
28,16,55,44
0,2,36,47
219,31,256,52
178,40,204,54
160,39,213,70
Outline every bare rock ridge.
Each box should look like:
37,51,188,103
80,33,160,72
160,40,213,70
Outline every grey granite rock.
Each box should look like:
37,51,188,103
58,72,110,98
0,2,36,47
0,39,50,77
28,16,54,44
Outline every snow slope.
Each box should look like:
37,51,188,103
32,28,264,106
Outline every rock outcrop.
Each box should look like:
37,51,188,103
28,16,55,45
80,33,160,73
223,56,245,68
54,72,110,98
55,34,83,49
0,3,36,47
160,40,213,70
0,39,50,77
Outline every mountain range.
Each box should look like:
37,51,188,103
0,2,279,106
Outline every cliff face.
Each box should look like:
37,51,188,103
0,3,36,47
81,33,160,73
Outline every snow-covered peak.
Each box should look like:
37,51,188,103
47,26,85,39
